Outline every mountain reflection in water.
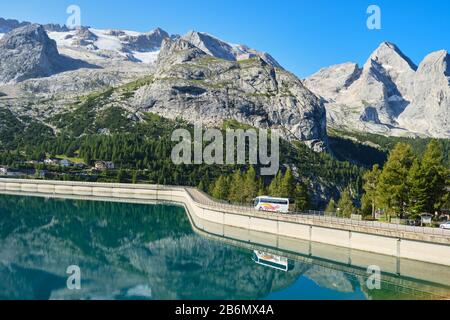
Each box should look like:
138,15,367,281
0,194,448,300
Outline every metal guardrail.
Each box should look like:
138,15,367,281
189,189,450,238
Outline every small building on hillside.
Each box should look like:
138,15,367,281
94,161,115,171
59,159,73,167
74,162,87,169
44,158,60,166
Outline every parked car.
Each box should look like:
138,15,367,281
439,221,450,229
406,219,421,226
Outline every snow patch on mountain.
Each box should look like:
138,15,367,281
47,28,163,64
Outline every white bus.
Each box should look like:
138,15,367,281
254,196,290,213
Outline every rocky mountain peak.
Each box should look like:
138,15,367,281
304,42,449,138
159,37,206,56
149,27,169,38
333,42,418,124
156,37,207,71
121,27,170,52
397,50,450,137
183,31,235,61
417,50,449,76
1,24,55,49
367,41,417,72
304,62,361,102
181,31,283,69
0,17,30,33
69,27,98,47
0,24,95,84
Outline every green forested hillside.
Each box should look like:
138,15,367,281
0,84,449,212
329,128,450,167
0,90,364,209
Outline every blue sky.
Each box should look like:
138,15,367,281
1,0,449,77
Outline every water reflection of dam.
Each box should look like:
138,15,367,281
1,179,449,267
0,183,449,300
187,208,450,299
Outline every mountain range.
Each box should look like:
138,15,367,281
305,42,449,138
0,18,448,153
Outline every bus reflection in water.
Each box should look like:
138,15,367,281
252,250,294,272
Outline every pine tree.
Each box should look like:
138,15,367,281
280,169,295,198
337,188,356,218
268,172,283,197
257,178,266,196
117,169,126,183
83,149,92,165
361,193,373,217
363,164,381,218
243,166,258,202
228,170,244,203
325,199,337,216
377,143,416,218
131,171,138,184
293,182,309,211
420,140,447,213
198,180,206,192
407,159,428,216
211,175,229,200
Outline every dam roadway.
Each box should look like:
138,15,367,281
0,178,449,266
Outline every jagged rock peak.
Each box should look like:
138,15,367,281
368,41,417,70
1,23,55,47
183,30,235,61
304,62,361,101
397,50,449,138
148,27,169,37
160,37,204,54
182,30,283,68
0,17,30,33
120,27,170,52
156,37,207,70
417,50,449,74
0,24,95,84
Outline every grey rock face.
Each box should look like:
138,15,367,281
0,18,30,33
360,106,381,124
43,23,70,33
0,18,71,33
121,28,170,52
304,62,361,102
305,42,449,138
183,31,283,69
156,38,208,70
234,44,283,69
133,38,327,150
339,42,417,124
0,24,96,84
398,50,450,137
183,31,237,61
70,27,98,46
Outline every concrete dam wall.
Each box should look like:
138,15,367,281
0,178,449,267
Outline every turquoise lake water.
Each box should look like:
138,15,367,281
0,193,448,300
